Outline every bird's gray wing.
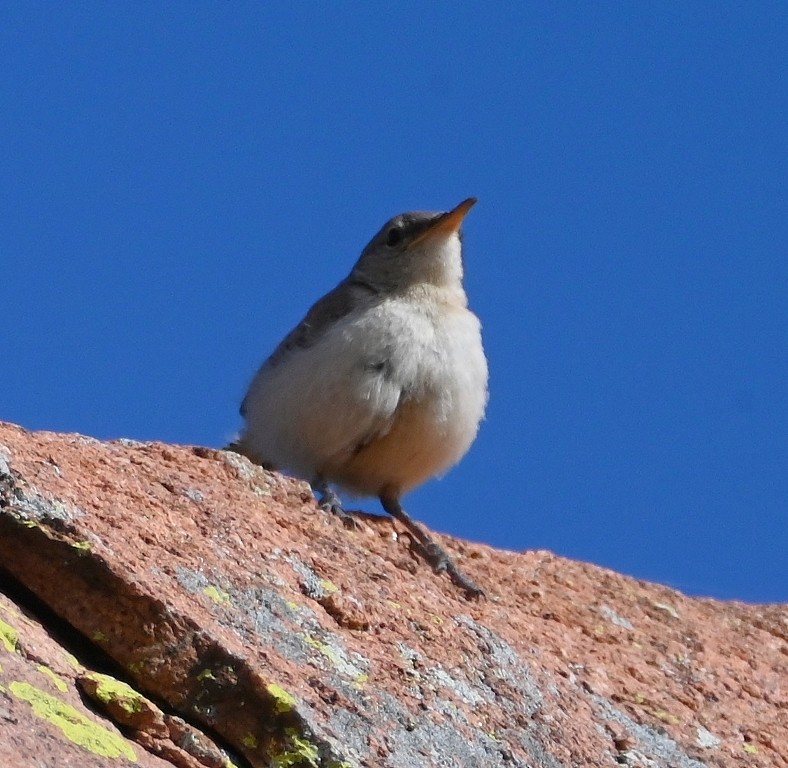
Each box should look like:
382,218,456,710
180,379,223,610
238,274,406,476
240,276,379,418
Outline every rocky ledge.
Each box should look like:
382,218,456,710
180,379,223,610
0,422,785,767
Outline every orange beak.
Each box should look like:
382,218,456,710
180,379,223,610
412,197,477,245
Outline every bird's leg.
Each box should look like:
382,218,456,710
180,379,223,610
379,494,484,599
312,478,358,528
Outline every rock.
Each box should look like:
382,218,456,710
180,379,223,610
0,589,170,768
0,421,785,767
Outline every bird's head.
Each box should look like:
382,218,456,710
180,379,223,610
351,198,477,296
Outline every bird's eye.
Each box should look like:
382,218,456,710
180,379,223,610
386,226,403,247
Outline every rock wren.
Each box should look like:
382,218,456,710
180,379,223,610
232,198,489,596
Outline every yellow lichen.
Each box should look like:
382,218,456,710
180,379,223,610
0,619,19,653
9,681,137,761
303,634,342,667
271,728,319,767
242,733,258,749
302,633,365,681
318,579,339,595
37,665,69,693
197,668,216,682
203,585,232,605
266,682,297,713
85,673,145,715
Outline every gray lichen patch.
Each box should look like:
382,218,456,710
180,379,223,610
218,450,276,498
286,554,339,601
2,471,86,527
0,445,12,478
370,690,536,768
592,695,706,768
455,615,544,718
599,605,635,630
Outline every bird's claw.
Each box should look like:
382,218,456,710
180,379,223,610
422,542,450,572
319,500,361,529
420,542,485,599
315,485,361,529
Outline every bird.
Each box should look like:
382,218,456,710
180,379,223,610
231,198,489,597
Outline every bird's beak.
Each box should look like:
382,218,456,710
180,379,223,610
412,197,477,246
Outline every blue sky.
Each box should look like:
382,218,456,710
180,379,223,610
3,4,786,602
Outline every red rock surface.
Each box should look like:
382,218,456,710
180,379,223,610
0,421,785,767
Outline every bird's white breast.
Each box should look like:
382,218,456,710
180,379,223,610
329,290,489,494
240,286,487,497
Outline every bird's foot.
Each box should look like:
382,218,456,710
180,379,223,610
421,540,451,571
314,484,360,529
380,495,485,600
421,541,485,599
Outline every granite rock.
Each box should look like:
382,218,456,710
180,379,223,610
0,421,785,767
